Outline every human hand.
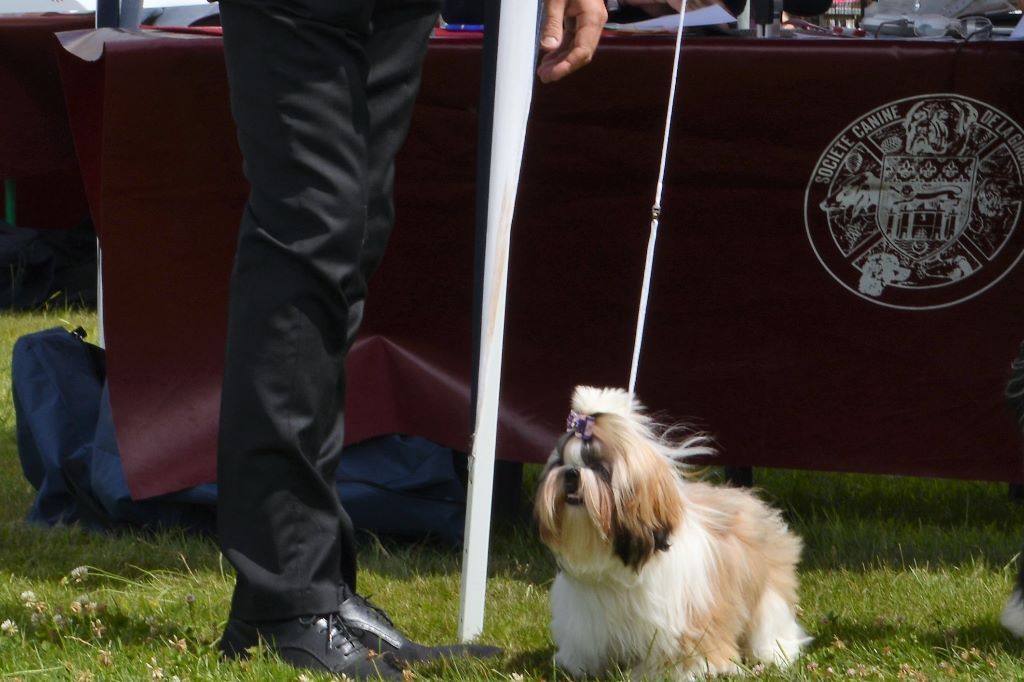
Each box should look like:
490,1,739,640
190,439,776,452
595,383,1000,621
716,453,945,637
536,0,607,84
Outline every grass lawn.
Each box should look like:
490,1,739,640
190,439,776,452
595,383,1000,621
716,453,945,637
2,310,1024,680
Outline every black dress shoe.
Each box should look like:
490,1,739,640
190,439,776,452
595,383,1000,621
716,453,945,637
219,611,405,679
339,590,503,664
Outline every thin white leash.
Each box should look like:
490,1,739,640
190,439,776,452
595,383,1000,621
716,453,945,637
628,0,689,396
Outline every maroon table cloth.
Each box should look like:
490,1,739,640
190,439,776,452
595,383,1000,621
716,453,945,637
56,28,1024,498
0,13,92,227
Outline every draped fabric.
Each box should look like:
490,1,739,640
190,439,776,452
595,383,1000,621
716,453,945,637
35,27,1024,497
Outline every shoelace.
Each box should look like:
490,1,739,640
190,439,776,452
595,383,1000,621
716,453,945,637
300,612,359,651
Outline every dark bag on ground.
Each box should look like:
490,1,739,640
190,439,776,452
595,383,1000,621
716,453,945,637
0,220,97,310
12,327,466,545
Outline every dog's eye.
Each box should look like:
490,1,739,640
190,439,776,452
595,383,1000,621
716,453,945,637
588,461,611,482
579,443,610,481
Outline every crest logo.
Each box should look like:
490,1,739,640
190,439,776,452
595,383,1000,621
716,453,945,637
805,94,1024,309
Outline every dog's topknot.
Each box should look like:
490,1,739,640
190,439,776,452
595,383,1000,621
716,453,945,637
570,385,716,463
571,386,644,420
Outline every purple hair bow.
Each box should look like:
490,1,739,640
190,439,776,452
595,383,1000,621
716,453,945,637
566,410,595,442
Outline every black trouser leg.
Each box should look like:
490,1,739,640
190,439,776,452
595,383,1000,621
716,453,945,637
348,0,444,344
216,0,439,622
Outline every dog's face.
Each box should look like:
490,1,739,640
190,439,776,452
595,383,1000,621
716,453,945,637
904,99,978,155
534,387,685,576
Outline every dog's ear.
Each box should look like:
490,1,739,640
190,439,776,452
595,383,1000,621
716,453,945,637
534,442,568,547
603,420,683,570
611,472,681,569
613,523,674,570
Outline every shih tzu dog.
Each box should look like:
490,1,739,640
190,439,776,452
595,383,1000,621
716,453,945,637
1001,349,1024,640
1001,564,1024,638
534,386,809,679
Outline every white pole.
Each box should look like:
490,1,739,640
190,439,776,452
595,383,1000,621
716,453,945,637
458,0,538,642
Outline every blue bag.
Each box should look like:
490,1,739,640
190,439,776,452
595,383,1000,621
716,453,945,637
12,326,104,525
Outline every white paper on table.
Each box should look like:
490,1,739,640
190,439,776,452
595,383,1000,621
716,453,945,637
1,0,214,13
605,5,736,31
2,0,92,13
1011,12,1024,38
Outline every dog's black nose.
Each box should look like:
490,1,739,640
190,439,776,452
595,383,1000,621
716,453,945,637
564,468,580,495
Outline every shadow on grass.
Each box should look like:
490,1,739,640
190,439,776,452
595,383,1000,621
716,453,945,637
6,463,1024,582
405,646,576,682
746,468,1024,572
809,617,1024,663
0,521,225,583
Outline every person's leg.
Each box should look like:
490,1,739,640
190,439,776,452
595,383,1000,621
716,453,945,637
215,2,406,676
216,0,498,669
342,0,442,352
216,0,371,624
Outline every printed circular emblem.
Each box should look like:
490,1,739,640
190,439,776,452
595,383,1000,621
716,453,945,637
805,94,1024,309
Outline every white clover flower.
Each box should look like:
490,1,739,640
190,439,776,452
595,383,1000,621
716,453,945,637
1,619,18,636
20,590,36,605
147,657,164,680
69,566,89,582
